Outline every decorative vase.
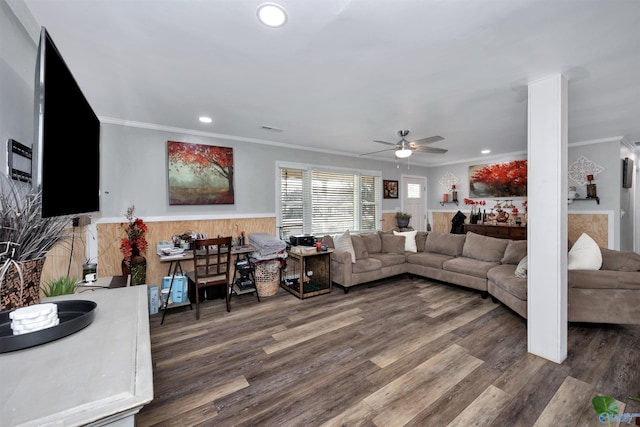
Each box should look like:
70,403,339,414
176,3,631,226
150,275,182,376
396,217,410,229
121,245,147,286
0,257,46,310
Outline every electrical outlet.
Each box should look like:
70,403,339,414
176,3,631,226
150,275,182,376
72,215,91,227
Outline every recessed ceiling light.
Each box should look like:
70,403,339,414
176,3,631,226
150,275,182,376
199,116,212,124
481,149,491,154
257,3,287,27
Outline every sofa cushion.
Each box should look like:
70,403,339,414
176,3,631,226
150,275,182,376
416,231,428,252
369,253,407,268
381,234,406,254
352,257,383,274
443,257,500,279
462,232,509,263
361,233,382,254
424,232,466,257
515,255,528,278
501,240,528,264
393,230,418,252
406,252,454,269
487,264,528,300
600,248,640,272
334,230,356,263
568,269,640,290
350,234,369,260
568,233,602,270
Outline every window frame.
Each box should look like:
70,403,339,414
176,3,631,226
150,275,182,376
276,161,382,238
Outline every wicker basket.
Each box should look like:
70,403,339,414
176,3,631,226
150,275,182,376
254,261,280,297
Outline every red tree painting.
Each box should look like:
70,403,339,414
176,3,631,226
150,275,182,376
167,141,234,205
469,160,527,198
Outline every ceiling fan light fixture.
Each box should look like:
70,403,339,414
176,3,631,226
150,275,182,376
257,3,288,27
395,148,412,158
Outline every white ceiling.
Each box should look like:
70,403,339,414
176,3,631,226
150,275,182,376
10,0,640,166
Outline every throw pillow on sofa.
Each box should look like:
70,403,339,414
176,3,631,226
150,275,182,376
393,230,418,252
462,232,509,263
350,234,369,260
425,231,466,257
361,233,382,254
600,247,640,271
515,255,528,278
501,240,528,264
334,230,356,263
415,231,428,252
381,234,405,254
568,233,602,270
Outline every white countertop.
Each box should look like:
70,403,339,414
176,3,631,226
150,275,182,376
0,286,153,426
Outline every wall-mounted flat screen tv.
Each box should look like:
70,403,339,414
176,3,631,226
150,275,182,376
623,157,634,189
33,27,100,218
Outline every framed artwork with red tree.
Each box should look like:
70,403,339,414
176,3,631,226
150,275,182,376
469,160,527,198
167,141,234,205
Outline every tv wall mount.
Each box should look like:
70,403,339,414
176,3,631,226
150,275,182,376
7,139,32,184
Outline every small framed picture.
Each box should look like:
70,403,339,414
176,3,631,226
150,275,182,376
383,180,398,199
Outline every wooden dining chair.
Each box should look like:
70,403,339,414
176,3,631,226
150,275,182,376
186,236,232,319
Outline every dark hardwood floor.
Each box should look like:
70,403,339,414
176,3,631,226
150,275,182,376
137,276,640,427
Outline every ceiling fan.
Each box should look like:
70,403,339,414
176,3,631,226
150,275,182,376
361,130,447,158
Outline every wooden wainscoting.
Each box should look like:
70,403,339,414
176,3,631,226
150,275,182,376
41,225,90,290
432,211,456,233
568,213,608,248
382,212,398,231
97,217,276,287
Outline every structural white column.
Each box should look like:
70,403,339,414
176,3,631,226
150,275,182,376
527,74,568,363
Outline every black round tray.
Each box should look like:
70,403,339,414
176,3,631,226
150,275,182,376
0,300,97,353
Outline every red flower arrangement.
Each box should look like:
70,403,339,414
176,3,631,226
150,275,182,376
120,205,148,261
463,198,486,206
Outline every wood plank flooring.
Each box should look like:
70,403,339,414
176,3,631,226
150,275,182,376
137,276,640,427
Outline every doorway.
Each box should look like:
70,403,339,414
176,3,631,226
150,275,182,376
402,176,427,231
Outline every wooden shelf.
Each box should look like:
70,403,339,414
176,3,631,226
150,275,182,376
440,200,459,206
569,197,600,204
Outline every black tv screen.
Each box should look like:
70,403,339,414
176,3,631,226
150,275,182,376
33,27,100,218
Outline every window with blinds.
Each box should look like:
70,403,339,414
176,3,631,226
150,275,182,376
278,164,381,238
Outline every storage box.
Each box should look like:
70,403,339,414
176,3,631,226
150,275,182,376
147,285,159,315
162,275,189,303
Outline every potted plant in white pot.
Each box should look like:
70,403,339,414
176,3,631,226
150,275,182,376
0,174,71,310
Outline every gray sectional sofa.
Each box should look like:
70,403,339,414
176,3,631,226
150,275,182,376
322,230,640,325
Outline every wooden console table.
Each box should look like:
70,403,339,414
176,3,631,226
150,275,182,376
463,223,527,240
0,286,153,426
282,247,333,299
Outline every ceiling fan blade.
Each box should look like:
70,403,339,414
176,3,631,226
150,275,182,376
360,148,396,156
412,146,448,154
373,140,398,146
411,135,444,145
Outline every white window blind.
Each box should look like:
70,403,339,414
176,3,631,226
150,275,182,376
278,164,381,238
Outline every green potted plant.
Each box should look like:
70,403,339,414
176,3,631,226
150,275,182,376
42,276,79,297
395,212,412,228
0,174,71,310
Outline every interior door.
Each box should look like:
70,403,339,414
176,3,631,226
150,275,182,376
402,176,426,231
